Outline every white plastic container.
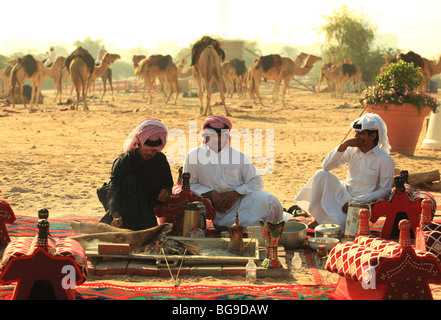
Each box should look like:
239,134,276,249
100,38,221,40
291,252,302,273
246,258,257,282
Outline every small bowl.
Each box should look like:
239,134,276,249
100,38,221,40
308,237,340,251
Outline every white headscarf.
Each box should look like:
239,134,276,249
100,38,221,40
350,113,391,154
122,118,168,152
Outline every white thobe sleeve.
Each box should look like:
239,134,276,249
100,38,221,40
234,159,264,196
322,146,350,171
352,156,395,203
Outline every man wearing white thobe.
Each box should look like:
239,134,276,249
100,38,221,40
183,116,291,228
295,113,395,231
95,45,107,65
44,47,57,67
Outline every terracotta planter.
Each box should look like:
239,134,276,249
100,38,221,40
368,103,432,156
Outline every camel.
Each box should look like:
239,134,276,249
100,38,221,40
177,58,193,78
65,47,96,110
133,55,167,100
381,51,441,92
39,56,67,103
7,55,67,108
100,68,115,101
132,54,179,105
221,58,247,98
54,66,72,103
192,45,231,116
88,52,120,103
318,62,362,98
0,60,17,94
3,55,64,108
344,64,362,94
0,66,12,94
248,53,322,106
421,55,441,92
8,55,42,108
0,84,43,104
316,63,336,95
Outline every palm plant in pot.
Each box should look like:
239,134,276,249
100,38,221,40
359,60,440,156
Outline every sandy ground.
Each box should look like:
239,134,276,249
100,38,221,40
1,83,440,287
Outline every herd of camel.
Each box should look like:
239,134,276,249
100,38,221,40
1,36,441,116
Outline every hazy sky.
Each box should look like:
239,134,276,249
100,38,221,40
2,0,441,58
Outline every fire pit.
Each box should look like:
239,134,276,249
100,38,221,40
85,237,259,266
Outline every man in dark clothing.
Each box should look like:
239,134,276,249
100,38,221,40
100,118,173,231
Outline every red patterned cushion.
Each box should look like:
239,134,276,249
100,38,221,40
354,235,401,256
325,242,390,284
422,223,441,233
0,238,34,271
424,231,441,261
55,238,88,278
0,236,87,279
326,235,437,285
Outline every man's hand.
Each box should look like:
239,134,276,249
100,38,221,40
158,189,170,202
111,212,123,228
339,137,365,152
219,190,240,212
203,190,223,211
342,202,349,214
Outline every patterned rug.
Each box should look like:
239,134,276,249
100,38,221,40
0,283,336,300
5,216,98,238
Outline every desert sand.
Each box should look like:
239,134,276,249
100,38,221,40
1,82,440,288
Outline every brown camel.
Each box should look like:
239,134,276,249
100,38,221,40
381,51,441,92
88,52,120,103
316,63,336,95
0,66,12,94
6,55,65,108
177,58,193,78
319,63,348,98
39,56,67,103
0,60,18,94
133,55,167,100
65,47,95,110
100,68,115,101
192,45,231,116
54,66,73,103
9,55,43,108
344,63,362,94
222,58,247,98
421,56,441,92
249,53,322,106
318,62,362,98
132,54,179,105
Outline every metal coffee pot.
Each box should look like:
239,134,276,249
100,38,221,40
227,213,254,254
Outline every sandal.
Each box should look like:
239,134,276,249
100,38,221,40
287,205,309,217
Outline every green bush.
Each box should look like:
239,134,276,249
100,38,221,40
375,60,423,94
359,60,439,113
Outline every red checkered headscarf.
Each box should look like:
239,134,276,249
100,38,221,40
123,118,168,152
202,116,232,134
202,116,232,148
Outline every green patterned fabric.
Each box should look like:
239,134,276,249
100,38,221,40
0,283,336,300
